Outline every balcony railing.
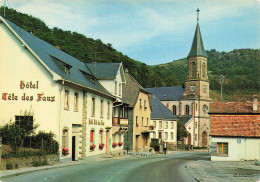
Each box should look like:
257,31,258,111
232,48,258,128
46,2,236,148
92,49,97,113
112,117,128,126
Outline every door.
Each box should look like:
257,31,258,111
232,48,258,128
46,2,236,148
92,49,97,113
72,136,76,161
188,133,191,145
202,131,207,147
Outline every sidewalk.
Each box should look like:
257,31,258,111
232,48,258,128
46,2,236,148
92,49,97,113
0,154,115,180
188,160,260,182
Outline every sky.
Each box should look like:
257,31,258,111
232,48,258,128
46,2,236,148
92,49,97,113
1,0,260,65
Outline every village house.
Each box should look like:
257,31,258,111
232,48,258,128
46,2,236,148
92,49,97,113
85,63,129,156
0,16,124,161
149,95,177,149
209,96,260,161
146,11,211,148
123,69,152,152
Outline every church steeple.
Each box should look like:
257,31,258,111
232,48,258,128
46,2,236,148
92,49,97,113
188,8,207,58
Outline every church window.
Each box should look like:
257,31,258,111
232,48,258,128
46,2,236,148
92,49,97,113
202,63,206,78
172,105,177,115
192,62,196,78
185,105,190,115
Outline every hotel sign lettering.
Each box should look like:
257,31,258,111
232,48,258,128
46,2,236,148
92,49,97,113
2,81,55,102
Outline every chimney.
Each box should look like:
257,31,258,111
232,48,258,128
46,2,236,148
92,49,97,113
253,95,258,112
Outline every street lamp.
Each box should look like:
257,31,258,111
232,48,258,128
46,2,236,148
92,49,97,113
219,75,225,101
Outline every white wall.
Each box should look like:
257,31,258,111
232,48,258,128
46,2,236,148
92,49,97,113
211,137,260,161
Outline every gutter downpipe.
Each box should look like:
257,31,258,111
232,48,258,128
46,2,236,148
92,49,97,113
58,79,65,162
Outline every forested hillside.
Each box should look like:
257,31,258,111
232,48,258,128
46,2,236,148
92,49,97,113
1,7,259,100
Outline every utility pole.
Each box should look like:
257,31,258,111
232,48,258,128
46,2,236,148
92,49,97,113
219,75,225,101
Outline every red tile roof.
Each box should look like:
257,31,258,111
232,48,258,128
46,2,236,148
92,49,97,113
210,114,260,137
209,102,260,113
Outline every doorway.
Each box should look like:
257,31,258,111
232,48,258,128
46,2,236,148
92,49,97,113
106,130,110,154
188,133,191,145
135,135,139,152
72,136,76,161
202,131,207,147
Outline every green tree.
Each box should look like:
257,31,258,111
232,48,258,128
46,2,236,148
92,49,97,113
177,122,188,141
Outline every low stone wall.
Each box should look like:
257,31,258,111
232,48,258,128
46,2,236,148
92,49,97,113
1,154,58,170
110,150,125,157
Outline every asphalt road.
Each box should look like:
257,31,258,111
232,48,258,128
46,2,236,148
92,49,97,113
3,152,210,182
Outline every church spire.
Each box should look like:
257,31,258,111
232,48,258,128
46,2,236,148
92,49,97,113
188,8,207,58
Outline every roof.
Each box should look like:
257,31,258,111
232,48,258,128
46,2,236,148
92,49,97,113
209,102,260,114
210,115,260,138
145,86,185,101
1,17,113,98
150,95,177,120
85,63,121,80
177,116,192,126
187,23,208,58
122,72,149,107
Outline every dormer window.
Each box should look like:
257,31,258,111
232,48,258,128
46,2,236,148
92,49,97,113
50,55,72,75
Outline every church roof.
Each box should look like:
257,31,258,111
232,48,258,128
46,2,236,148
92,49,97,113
145,86,185,101
187,23,208,58
1,17,114,98
150,95,177,120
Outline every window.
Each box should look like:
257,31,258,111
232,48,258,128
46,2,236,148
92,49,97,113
136,116,138,127
99,130,103,144
91,97,95,116
142,117,144,126
159,121,162,129
107,102,110,119
140,99,142,108
119,83,121,96
100,100,103,118
15,116,33,130
171,132,174,140
167,103,169,108
159,132,162,139
195,134,197,141
153,121,156,128
115,81,117,94
144,100,147,109
165,122,168,129
217,143,228,155
62,128,69,149
202,63,206,78
74,92,78,111
90,130,95,145
172,105,177,115
171,122,174,129
147,118,149,126
64,90,69,109
195,122,197,129
185,105,190,115
165,132,168,139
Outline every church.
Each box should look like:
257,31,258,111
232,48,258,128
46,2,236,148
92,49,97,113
146,9,211,148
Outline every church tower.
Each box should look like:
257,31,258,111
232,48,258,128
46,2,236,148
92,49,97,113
182,9,211,147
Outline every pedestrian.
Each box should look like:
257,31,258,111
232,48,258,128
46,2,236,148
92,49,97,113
163,142,167,155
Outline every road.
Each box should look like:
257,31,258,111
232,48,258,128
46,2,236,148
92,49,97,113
3,152,210,182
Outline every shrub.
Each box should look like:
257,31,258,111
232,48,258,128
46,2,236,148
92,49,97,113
6,163,13,170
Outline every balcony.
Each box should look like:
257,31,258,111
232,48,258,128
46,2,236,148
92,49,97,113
112,117,128,126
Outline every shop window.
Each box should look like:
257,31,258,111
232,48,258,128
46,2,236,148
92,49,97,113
185,105,190,115
217,143,228,155
91,97,95,116
172,105,177,115
62,128,69,149
100,100,104,118
15,116,33,130
64,90,69,110
90,130,95,145
74,92,78,111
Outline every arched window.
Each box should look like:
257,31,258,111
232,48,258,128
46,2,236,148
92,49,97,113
62,128,69,149
202,63,206,78
172,105,177,115
99,130,103,144
192,62,196,78
90,129,95,145
185,105,190,115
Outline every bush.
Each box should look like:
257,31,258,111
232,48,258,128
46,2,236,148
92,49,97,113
32,159,48,167
6,163,13,170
